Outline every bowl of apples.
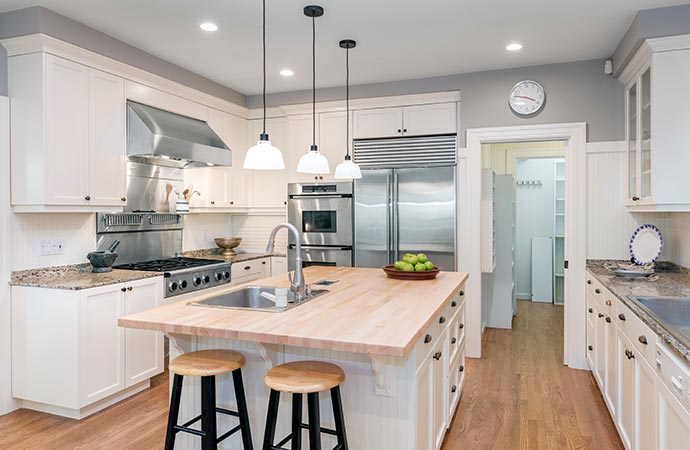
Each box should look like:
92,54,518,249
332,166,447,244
382,253,440,280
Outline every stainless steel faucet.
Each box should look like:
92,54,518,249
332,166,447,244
266,223,306,301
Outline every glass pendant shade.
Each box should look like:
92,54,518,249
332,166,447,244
244,138,285,170
334,157,362,179
297,146,330,174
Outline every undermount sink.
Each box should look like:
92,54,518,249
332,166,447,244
190,285,330,312
631,296,690,345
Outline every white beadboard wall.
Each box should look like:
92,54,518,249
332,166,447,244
230,214,288,253
655,212,690,267
182,214,233,252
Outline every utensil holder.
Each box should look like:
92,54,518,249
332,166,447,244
176,200,190,215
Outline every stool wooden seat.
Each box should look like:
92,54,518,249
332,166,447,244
165,349,253,450
262,360,348,450
170,349,245,377
264,361,345,394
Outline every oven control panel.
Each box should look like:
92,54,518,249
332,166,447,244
165,263,232,298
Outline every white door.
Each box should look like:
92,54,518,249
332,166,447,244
251,118,288,207
635,354,658,450
416,354,433,450
617,333,635,450
352,107,403,139
287,114,322,183
657,382,690,450
88,68,126,206
432,330,449,450
319,111,349,182
124,279,163,386
402,103,457,136
45,54,89,205
604,314,618,416
80,284,125,406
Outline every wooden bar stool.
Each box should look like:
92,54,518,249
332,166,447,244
165,349,254,450
262,361,348,450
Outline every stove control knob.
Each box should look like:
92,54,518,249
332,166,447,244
193,277,202,287
215,272,223,281
179,280,188,290
223,271,231,280
169,281,178,291
203,275,211,284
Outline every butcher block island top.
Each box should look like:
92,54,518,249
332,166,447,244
119,266,468,357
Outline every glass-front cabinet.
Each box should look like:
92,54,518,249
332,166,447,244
626,63,652,206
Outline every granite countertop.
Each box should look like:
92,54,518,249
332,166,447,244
182,248,286,263
587,259,690,364
10,264,163,291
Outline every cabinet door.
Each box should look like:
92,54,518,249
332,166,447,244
432,330,448,450
604,315,618,417
251,118,288,207
208,108,249,207
595,309,606,388
286,114,322,183
658,382,690,450
617,332,635,450
635,354,657,450
352,107,403,139
416,354,434,450
45,54,89,205
80,284,125,406
586,294,596,371
88,68,126,206
403,103,457,136
124,279,163,386
271,256,288,275
319,111,349,182
639,67,652,200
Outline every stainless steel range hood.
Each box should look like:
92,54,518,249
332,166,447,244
127,101,231,168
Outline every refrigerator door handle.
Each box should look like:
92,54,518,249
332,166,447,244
386,171,392,264
392,171,399,262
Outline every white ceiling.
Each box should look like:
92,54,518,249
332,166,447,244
0,0,686,95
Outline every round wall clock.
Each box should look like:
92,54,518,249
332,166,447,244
509,80,545,116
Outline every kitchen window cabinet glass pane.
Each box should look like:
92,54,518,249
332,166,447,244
628,83,637,200
641,68,652,198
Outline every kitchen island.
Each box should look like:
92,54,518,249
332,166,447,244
119,266,468,450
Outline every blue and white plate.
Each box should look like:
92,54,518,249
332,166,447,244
629,224,663,265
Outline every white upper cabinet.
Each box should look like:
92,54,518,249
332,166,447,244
249,117,288,207
621,39,690,211
9,53,127,211
318,111,349,182
352,103,457,139
287,114,321,183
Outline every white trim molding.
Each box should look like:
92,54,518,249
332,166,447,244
464,123,588,370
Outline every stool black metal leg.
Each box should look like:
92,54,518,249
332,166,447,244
165,374,185,450
232,368,254,450
330,387,348,450
262,389,280,450
307,393,322,450
201,376,218,450
291,393,303,450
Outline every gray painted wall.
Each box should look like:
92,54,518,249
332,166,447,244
248,59,624,144
0,7,245,106
0,45,6,97
613,4,690,75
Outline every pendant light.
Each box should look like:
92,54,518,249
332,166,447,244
244,0,285,170
334,39,362,179
296,5,330,175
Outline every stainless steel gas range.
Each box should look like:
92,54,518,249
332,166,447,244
96,212,232,299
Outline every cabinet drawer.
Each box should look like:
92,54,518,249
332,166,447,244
231,258,270,282
448,350,461,418
615,300,658,364
448,302,466,363
415,322,441,367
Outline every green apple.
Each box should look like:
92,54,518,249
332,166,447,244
417,253,428,263
401,262,415,272
415,263,427,272
403,254,419,265
424,261,434,270
393,260,404,270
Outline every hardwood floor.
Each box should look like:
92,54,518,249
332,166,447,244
0,301,623,450
442,301,624,450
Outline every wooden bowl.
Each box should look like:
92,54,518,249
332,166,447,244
214,237,242,256
382,265,440,280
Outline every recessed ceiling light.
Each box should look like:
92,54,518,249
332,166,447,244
280,69,294,77
506,42,523,52
200,22,218,32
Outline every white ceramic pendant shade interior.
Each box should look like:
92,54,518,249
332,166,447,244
243,0,285,170
297,147,330,173
334,38,361,179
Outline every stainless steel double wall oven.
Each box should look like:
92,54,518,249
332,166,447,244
287,183,353,271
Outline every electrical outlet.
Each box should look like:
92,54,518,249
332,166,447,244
38,239,65,256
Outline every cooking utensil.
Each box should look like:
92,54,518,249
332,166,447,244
105,240,120,254
188,191,200,200
165,183,173,202
87,251,118,273
215,237,242,256
182,188,190,199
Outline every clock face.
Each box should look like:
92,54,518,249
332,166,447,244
509,80,545,115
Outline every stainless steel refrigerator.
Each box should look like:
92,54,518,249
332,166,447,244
354,166,456,270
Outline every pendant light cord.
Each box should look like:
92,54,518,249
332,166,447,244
346,46,350,159
262,0,267,136
311,16,316,148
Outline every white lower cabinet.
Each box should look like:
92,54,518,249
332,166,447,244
432,329,449,450
585,270,690,450
11,277,164,418
416,341,434,450
230,257,271,285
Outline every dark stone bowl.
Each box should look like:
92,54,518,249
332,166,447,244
87,251,118,273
